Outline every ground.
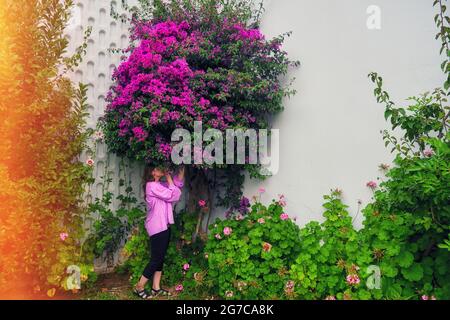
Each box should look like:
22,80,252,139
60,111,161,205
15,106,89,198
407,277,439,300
0,273,179,300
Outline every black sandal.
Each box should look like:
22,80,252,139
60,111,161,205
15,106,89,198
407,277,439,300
133,287,151,299
151,288,171,298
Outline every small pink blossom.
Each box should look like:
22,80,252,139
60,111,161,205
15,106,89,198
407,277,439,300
215,234,222,240
277,194,287,207
258,187,266,194
366,181,377,189
175,284,184,292
223,227,232,236
86,158,95,167
285,280,295,293
421,295,429,300
424,149,434,157
257,218,265,224
346,274,360,285
198,200,206,207
60,232,69,241
280,213,289,221
183,263,190,271
235,214,244,221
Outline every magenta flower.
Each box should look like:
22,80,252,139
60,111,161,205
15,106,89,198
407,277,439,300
258,187,266,194
183,263,190,271
421,295,429,300
198,200,206,207
132,126,148,142
102,17,293,168
60,232,69,241
175,284,184,292
223,227,232,236
280,213,289,221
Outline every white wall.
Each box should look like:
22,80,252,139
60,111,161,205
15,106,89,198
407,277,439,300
68,0,445,229
238,0,445,228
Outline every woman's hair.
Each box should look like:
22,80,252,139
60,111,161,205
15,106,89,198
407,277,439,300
142,166,155,193
142,165,167,193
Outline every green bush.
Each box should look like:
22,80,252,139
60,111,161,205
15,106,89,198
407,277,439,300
360,138,450,299
290,192,376,300
205,198,301,299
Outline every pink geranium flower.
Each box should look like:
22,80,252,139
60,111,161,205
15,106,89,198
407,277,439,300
175,284,184,292
223,227,232,236
198,200,206,207
366,181,377,189
421,295,429,300
424,149,434,157
278,194,287,207
183,263,190,271
280,213,289,221
86,158,95,167
346,274,360,285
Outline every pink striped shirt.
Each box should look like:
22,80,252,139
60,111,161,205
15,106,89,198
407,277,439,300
144,176,183,237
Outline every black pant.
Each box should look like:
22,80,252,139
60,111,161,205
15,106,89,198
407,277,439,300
142,228,171,279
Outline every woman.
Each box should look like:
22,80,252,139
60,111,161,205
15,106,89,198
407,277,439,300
134,165,185,299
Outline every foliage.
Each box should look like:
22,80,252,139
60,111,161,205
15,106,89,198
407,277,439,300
359,138,450,299
0,0,94,295
361,0,450,296
120,209,213,298
101,0,298,233
205,196,301,299
290,192,376,300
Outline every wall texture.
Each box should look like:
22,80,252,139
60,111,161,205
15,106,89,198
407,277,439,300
67,0,445,231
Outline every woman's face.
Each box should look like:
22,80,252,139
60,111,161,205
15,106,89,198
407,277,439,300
152,167,165,179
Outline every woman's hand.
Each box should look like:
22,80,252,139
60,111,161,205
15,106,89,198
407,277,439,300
165,172,174,186
178,166,185,181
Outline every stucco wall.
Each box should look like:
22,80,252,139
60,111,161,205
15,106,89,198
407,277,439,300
67,0,445,230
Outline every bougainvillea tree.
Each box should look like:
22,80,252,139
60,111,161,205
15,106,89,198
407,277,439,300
101,0,298,235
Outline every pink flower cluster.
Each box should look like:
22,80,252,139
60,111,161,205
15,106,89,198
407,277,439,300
102,16,290,166
346,274,360,286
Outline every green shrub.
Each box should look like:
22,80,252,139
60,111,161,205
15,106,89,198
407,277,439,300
205,198,301,299
290,192,376,300
360,138,450,299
